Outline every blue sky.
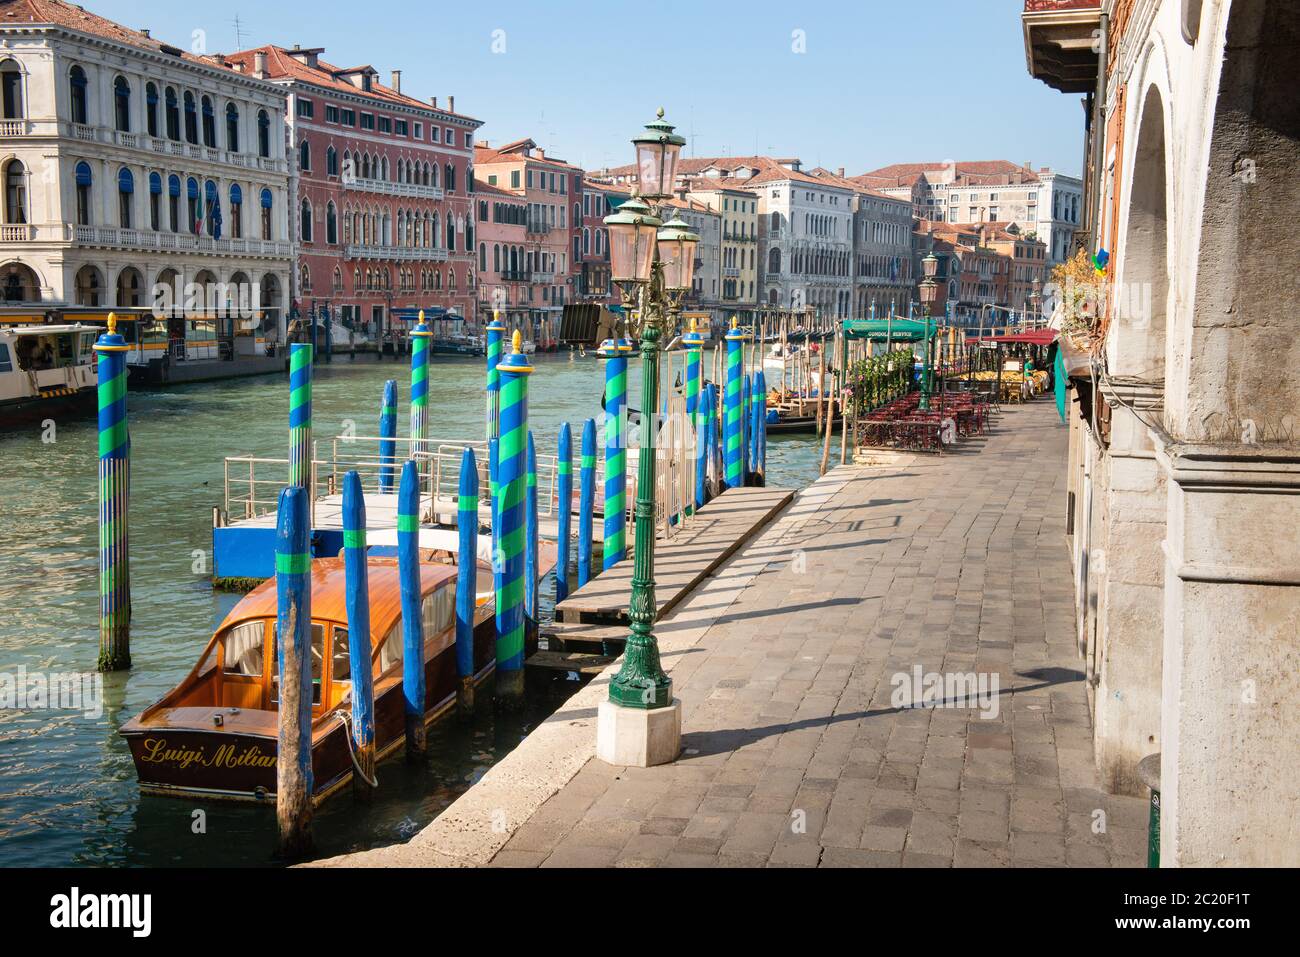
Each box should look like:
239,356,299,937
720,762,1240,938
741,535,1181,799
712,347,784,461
91,0,1083,176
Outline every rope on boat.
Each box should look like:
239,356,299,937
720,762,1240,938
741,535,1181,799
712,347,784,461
334,709,379,789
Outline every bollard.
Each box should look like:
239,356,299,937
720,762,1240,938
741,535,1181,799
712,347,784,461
598,338,629,570
494,331,532,708
409,312,431,488
1138,753,1161,868
275,485,313,858
341,471,377,798
723,319,746,489
525,430,539,633
288,342,312,490
397,460,426,758
378,379,397,494
577,418,596,588
683,319,704,516
456,447,478,715
555,422,573,604
755,370,768,483
95,313,132,671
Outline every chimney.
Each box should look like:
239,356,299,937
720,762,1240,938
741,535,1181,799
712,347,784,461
253,51,268,78
837,167,845,178
141,28,150,38
391,70,401,93
430,96,438,109
448,95,455,113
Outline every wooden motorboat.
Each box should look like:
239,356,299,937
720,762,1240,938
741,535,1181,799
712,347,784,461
121,551,509,805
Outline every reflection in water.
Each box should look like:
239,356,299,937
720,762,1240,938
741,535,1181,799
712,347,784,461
0,353,823,866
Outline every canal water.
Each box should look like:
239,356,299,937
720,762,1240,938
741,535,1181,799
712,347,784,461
0,352,825,867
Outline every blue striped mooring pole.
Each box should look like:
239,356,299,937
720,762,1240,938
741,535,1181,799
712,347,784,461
95,313,132,671
397,459,426,758
342,470,377,797
275,484,313,857
598,337,629,570
494,331,532,708
723,319,747,489
410,312,431,487
555,422,573,604
577,417,596,588
378,378,397,493
456,447,478,714
525,430,539,633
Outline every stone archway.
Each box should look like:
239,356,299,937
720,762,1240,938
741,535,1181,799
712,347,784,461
1157,0,1300,867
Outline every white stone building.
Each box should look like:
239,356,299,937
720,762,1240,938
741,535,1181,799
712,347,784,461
1026,0,1300,865
0,1,292,366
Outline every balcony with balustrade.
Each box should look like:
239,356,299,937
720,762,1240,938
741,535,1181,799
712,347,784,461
341,174,444,201
344,243,450,263
68,223,291,258
52,120,287,173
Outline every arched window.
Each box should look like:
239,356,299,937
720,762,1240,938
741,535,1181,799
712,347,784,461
75,264,102,306
770,211,780,233
326,201,337,244
229,183,243,239
299,262,312,295
446,217,454,250
183,91,198,143
333,266,342,292
299,138,310,173
257,109,270,158
69,66,88,125
493,244,500,273
148,171,162,230
165,87,180,140
326,146,337,177
116,267,143,308
3,159,27,225
113,76,130,132
117,167,134,228
201,95,216,146
300,199,312,242
225,103,239,152
1,60,22,120
478,242,486,271
167,174,180,232
144,82,158,136
445,163,455,192
74,161,93,226
204,180,218,237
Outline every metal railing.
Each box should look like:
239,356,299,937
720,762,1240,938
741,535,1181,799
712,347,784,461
223,434,561,528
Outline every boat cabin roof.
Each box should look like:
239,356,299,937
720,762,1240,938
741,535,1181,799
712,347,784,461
3,324,95,337
220,555,458,635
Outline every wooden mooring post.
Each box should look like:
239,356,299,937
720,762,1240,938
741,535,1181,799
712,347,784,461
275,485,314,858
342,471,377,798
599,338,628,571
397,459,427,758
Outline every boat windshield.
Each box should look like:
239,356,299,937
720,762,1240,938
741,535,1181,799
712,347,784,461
270,622,326,705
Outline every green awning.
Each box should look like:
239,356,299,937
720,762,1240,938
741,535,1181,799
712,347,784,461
841,318,933,342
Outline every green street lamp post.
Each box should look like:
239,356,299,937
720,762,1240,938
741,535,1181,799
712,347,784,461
596,110,697,766
918,251,939,411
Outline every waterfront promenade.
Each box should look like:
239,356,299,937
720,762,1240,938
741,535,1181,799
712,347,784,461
317,400,1147,868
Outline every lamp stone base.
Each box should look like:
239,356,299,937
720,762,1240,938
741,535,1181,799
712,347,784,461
595,698,681,768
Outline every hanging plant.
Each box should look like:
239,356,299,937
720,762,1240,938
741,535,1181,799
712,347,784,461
1051,248,1107,353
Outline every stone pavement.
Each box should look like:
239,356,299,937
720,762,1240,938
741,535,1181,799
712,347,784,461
487,401,1148,868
